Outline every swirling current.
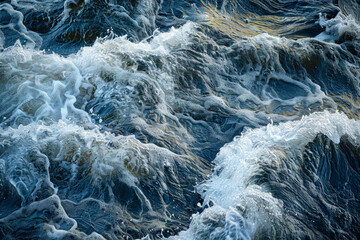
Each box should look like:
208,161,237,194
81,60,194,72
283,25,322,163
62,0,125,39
0,0,360,239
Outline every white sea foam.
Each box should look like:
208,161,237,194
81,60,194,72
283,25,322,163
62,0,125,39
316,12,360,42
0,44,92,126
73,20,194,58
0,120,181,187
0,22,195,128
170,111,360,239
0,117,193,238
71,22,194,107
200,111,359,207
0,24,200,215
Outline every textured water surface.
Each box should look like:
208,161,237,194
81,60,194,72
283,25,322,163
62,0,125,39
0,0,360,239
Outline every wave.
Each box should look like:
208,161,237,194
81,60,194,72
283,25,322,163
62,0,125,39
172,111,360,239
0,22,210,239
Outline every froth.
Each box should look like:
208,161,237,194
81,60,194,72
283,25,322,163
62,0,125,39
316,12,360,42
75,21,194,58
0,44,92,127
201,111,359,207
172,111,360,239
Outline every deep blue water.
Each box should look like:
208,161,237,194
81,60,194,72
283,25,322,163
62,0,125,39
0,0,360,239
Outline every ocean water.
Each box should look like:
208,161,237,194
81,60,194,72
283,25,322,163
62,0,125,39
0,0,359,239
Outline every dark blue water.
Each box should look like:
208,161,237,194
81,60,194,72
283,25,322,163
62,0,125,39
0,0,360,239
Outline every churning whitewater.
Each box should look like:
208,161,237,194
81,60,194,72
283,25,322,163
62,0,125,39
0,0,360,239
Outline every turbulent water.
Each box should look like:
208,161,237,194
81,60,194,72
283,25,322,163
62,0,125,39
0,0,360,239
